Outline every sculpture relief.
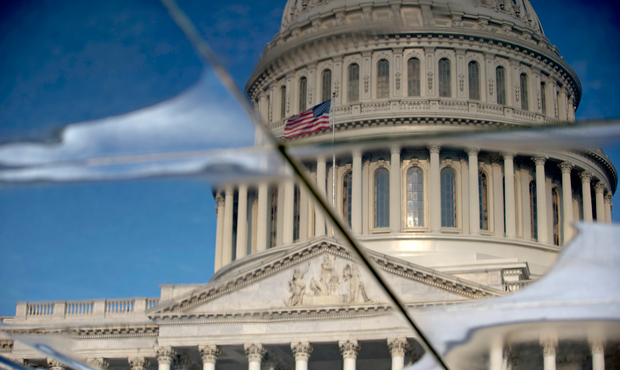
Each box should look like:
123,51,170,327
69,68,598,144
488,78,494,96
309,255,339,296
427,71,433,91
343,264,372,303
458,73,465,92
363,75,370,93
334,80,340,98
285,263,311,307
395,71,401,91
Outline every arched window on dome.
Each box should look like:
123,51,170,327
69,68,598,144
438,58,451,98
496,66,507,105
374,168,390,228
468,61,480,100
293,185,300,242
348,64,360,102
280,85,287,119
520,73,529,110
407,58,421,97
322,69,332,102
441,168,456,227
406,167,424,227
377,59,390,99
342,172,352,228
552,187,561,246
269,187,278,248
540,82,547,115
479,171,489,230
529,181,538,240
299,77,307,112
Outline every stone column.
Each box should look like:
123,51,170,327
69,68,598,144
129,358,150,370
352,151,363,233
86,358,109,370
214,194,225,272
503,153,516,238
488,344,503,370
542,342,556,370
559,162,574,241
390,147,402,233
339,340,360,370
532,157,548,243
223,186,235,265
283,179,295,244
387,338,408,370
594,182,606,222
199,345,221,370
155,346,176,370
236,184,248,259
429,146,441,233
299,184,309,242
460,154,470,235
256,183,269,252
605,193,612,223
48,359,65,370
467,148,480,235
362,156,370,234
244,343,265,370
291,342,313,370
580,171,593,221
315,158,327,237
591,342,605,370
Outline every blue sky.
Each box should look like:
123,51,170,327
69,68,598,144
0,0,619,316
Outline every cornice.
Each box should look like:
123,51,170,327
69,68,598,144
3,325,159,339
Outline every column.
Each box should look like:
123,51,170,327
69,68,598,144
129,358,150,370
291,342,313,370
429,146,441,233
559,162,574,241
492,160,504,237
155,346,176,370
467,148,480,235
283,179,295,244
542,342,556,370
580,171,593,221
256,183,269,252
86,358,109,370
387,338,408,370
390,147,402,233
48,359,65,370
489,343,503,370
223,187,234,265
605,193,612,223
362,156,370,234
339,340,360,370
244,343,265,370
503,153,516,238
299,185,309,241
532,157,548,243
352,151,363,233
594,182,606,222
236,184,248,259
214,195,225,272
315,158,327,237
199,345,221,370
460,154,470,235
591,342,605,370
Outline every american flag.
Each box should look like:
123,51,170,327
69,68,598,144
284,100,331,138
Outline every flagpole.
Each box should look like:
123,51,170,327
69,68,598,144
331,92,336,238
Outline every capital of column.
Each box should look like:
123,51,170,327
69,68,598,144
390,147,401,155
128,357,150,370
591,342,605,354
339,340,361,359
580,171,593,183
291,341,313,361
199,345,221,364
155,346,177,365
352,150,363,159
225,187,234,196
542,343,556,357
531,156,547,166
594,182,607,194
428,145,441,154
466,147,480,156
86,358,110,369
317,157,327,164
605,193,613,203
215,195,224,207
244,343,266,362
47,359,65,370
558,161,574,174
501,152,516,161
387,337,409,357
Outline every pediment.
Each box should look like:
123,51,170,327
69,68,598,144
148,238,502,321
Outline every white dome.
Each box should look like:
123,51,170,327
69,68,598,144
280,0,544,35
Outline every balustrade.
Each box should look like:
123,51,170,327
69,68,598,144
504,280,534,292
27,302,54,316
66,301,93,316
16,297,158,320
106,299,134,314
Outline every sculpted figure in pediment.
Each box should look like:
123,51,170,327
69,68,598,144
343,264,372,304
285,262,311,307
309,255,339,296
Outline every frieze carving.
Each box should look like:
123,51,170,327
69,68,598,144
488,78,494,96
335,12,345,25
334,80,340,98
537,92,541,109
458,73,465,92
343,263,372,304
285,262,311,307
395,72,401,91
308,87,313,106
309,255,339,296
286,93,291,114
427,71,433,91
363,75,370,93
478,19,489,31
515,85,520,101
451,15,463,28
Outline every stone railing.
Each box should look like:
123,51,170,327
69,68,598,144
504,280,535,293
14,298,160,321
268,99,560,138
